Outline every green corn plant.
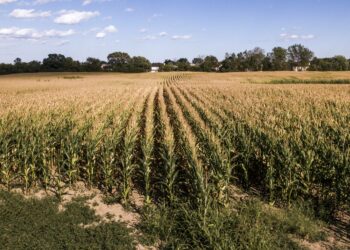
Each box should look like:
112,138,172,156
217,136,237,207
188,153,212,227
23,165,31,193
299,150,315,197
170,86,226,206
65,150,79,187
160,134,178,204
90,130,110,190
177,86,243,206
265,158,275,204
101,153,114,193
119,124,138,205
100,133,116,193
41,162,50,190
51,174,66,201
98,112,131,192
1,161,12,191
141,136,153,205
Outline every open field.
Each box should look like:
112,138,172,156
0,72,349,249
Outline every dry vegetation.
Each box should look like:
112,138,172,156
0,72,349,249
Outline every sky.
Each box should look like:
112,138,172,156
0,0,350,63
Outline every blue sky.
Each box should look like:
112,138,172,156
0,0,349,63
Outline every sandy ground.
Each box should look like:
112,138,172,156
15,182,143,227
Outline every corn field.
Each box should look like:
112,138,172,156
0,72,349,214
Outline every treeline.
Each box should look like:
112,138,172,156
0,44,349,75
0,52,151,75
160,44,349,72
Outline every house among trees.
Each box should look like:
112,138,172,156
151,63,163,73
2,45,350,75
101,63,110,71
293,66,309,72
151,66,160,73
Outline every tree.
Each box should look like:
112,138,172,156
26,61,41,73
0,63,14,75
201,56,219,72
309,56,349,71
164,59,176,65
14,58,22,65
42,54,67,72
151,62,163,67
262,56,273,71
176,58,191,71
83,57,102,72
244,47,265,71
107,52,131,72
129,56,151,72
287,44,314,68
192,57,204,65
13,58,23,73
160,59,177,72
220,53,238,72
190,57,204,71
64,57,81,72
236,52,248,71
332,56,349,71
270,47,287,70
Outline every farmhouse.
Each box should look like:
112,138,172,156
293,66,309,72
151,66,159,73
101,63,110,71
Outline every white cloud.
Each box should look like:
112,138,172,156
9,9,51,18
95,25,117,38
33,0,56,5
54,10,99,24
82,0,92,6
172,35,192,40
56,39,69,46
96,32,106,38
81,0,111,6
42,29,74,37
280,33,315,40
159,31,167,37
142,35,157,40
301,34,315,40
0,27,74,40
152,13,162,18
125,7,134,12
0,0,16,4
104,25,117,33
139,28,147,33
148,13,162,22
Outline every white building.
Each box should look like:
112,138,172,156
151,66,159,73
101,64,110,70
293,66,309,72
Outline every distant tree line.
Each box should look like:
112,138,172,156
0,52,152,75
160,44,348,72
0,44,349,75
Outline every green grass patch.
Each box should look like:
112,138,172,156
137,199,326,249
62,76,83,79
0,190,135,250
267,79,350,84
